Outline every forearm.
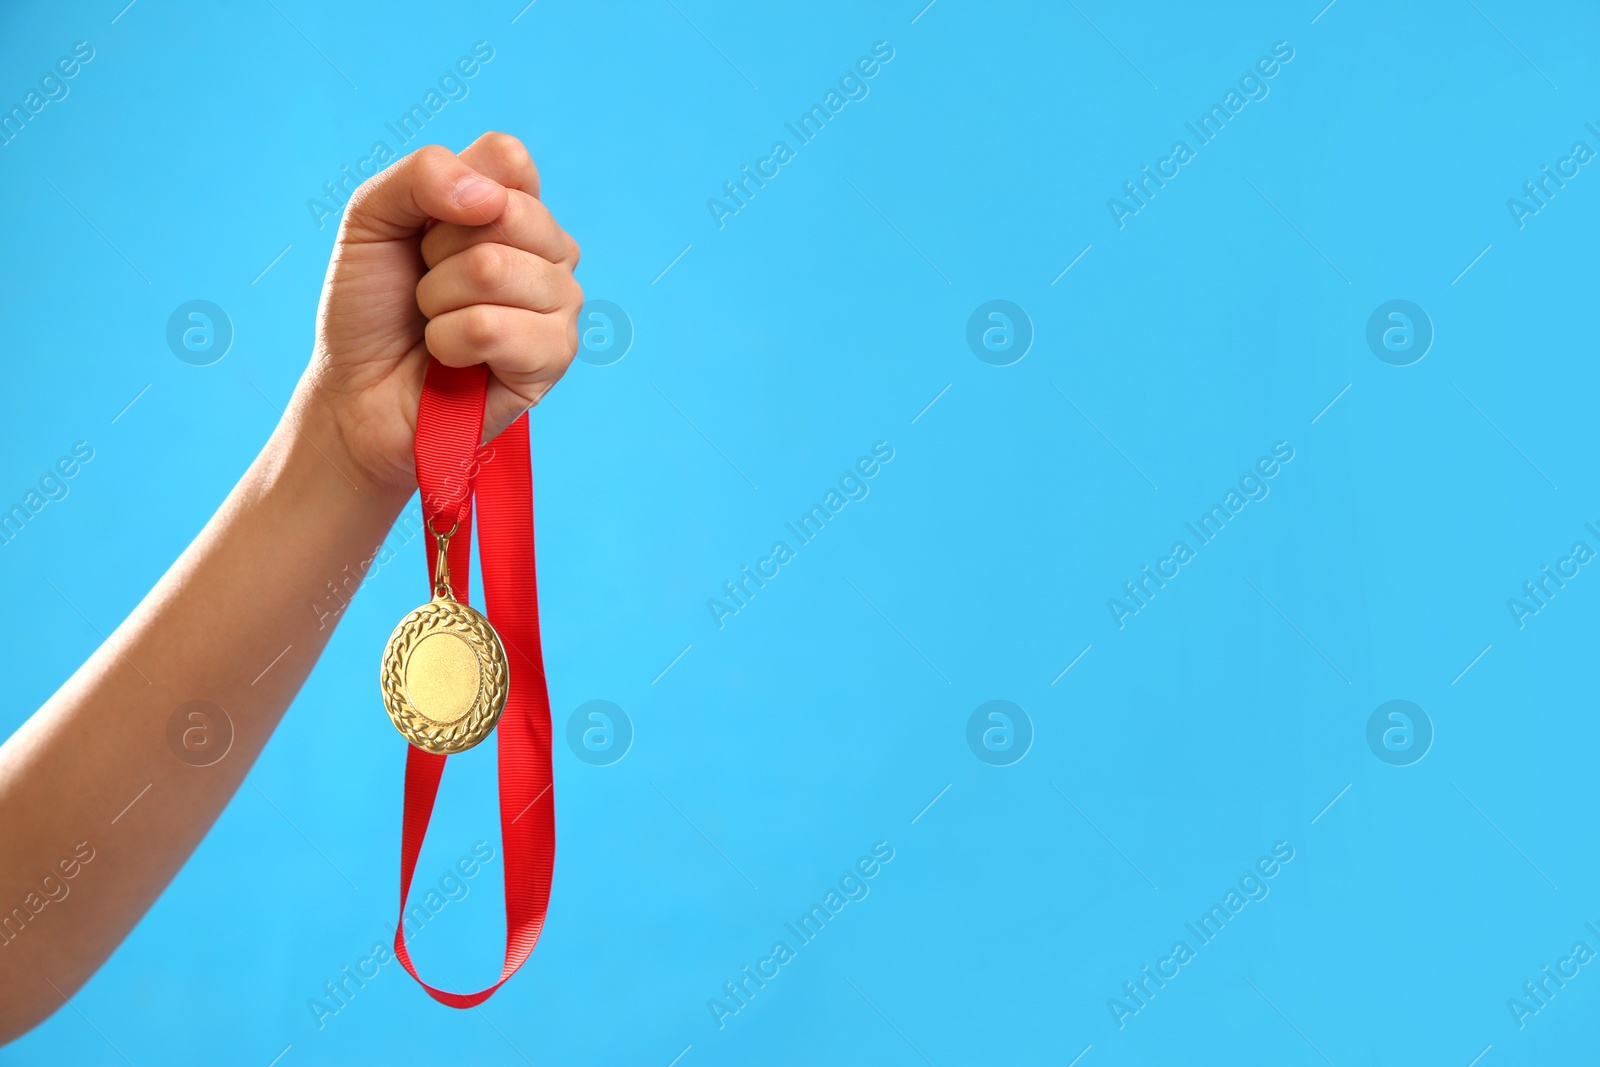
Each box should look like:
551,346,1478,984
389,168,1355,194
0,384,407,1038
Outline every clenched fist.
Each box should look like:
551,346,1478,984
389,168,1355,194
304,131,582,491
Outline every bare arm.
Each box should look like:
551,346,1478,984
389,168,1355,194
0,131,581,1041
0,395,407,1035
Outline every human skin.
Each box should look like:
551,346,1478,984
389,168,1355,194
0,131,581,1042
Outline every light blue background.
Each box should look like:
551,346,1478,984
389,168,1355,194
2,0,1597,1063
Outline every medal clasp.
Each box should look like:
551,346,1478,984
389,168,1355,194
430,519,460,601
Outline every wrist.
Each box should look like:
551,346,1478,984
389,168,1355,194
274,386,413,527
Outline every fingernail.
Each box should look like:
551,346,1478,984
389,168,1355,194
452,175,498,208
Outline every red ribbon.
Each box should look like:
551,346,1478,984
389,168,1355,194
392,360,555,1007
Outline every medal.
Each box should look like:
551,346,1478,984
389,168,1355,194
380,521,509,754
384,359,555,1009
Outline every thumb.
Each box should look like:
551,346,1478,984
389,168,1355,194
340,144,508,243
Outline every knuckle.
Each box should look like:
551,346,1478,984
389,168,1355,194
481,130,526,159
463,242,514,291
411,143,455,172
505,189,540,229
461,305,502,349
483,131,537,184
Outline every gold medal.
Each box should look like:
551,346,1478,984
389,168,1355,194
380,522,509,754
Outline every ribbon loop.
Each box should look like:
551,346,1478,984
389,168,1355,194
394,360,555,1008
414,361,489,529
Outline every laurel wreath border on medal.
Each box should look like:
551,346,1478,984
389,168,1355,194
380,597,509,755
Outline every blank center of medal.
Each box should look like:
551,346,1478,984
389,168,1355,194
405,633,480,724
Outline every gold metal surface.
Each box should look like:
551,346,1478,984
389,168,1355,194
380,593,509,754
404,632,481,723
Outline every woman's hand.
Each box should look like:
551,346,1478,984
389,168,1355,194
307,131,583,491
0,128,582,1043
